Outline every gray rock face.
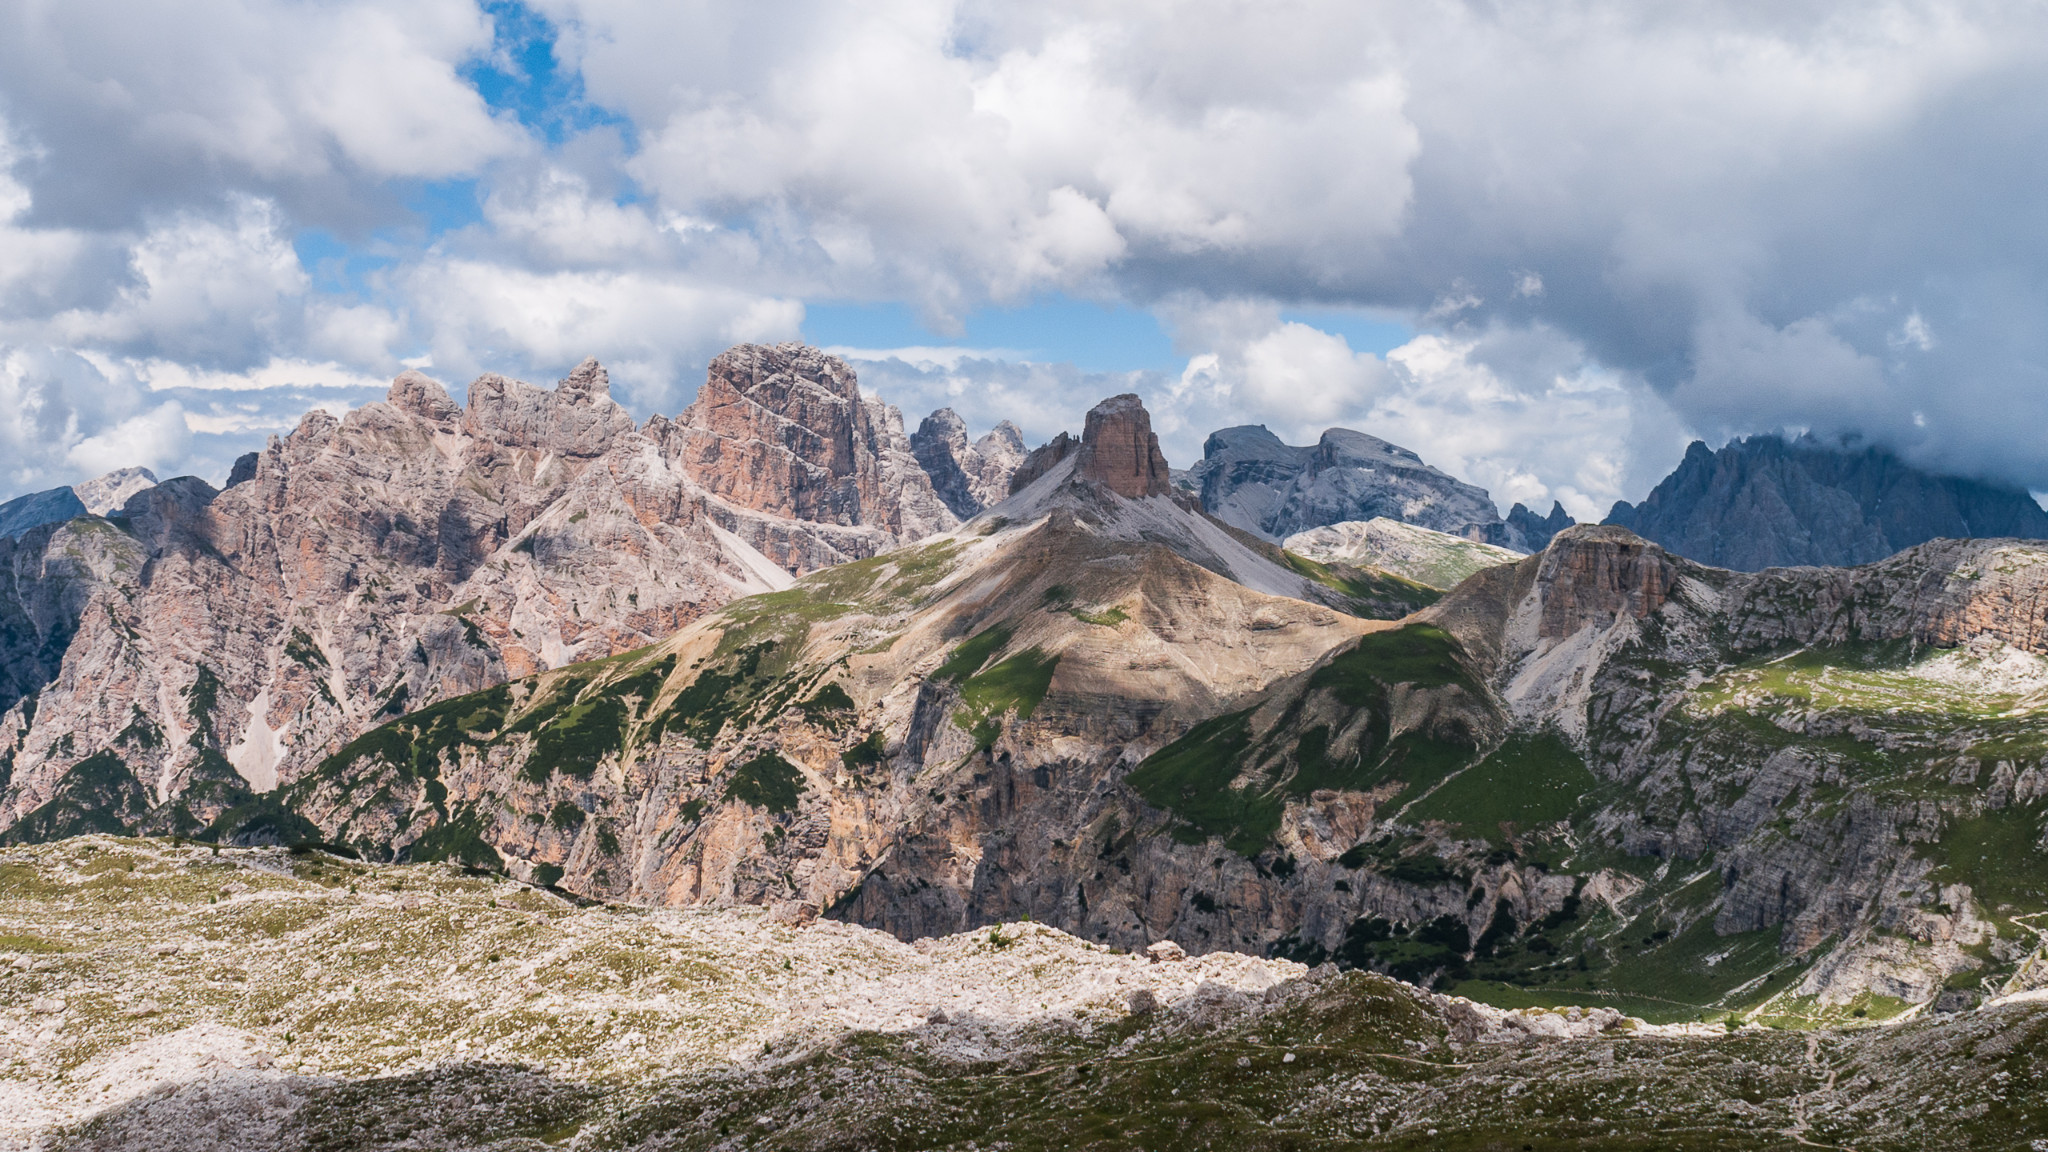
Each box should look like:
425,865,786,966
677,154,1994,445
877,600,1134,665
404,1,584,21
1603,434,2048,570
909,409,1025,520
1188,425,1509,545
73,467,160,516
0,487,86,540
1503,500,1575,551
0,346,966,842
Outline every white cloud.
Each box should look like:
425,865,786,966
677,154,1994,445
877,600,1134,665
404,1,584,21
0,0,519,190
404,259,803,411
66,401,191,478
128,357,392,394
6,1,2048,501
49,197,308,362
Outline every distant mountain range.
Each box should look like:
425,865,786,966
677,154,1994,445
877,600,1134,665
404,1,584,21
1606,434,2048,570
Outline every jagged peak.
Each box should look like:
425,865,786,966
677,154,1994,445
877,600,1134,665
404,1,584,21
559,356,610,401
704,342,861,405
387,369,459,422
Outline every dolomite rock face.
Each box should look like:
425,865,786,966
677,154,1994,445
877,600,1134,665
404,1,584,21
1075,394,1173,499
73,467,160,516
675,343,957,570
909,409,1025,519
0,347,965,843
1188,424,1533,546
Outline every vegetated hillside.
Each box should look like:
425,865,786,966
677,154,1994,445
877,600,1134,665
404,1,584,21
5,837,2047,1151
1605,433,2048,569
1129,524,2048,1022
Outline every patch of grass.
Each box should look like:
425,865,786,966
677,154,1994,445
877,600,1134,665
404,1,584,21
406,808,504,872
797,682,857,728
1925,806,2048,912
1068,605,1129,628
953,647,1061,751
1406,732,1595,835
1280,551,1442,619
841,731,888,772
1311,624,1476,699
1125,711,1276,856
0,751,151,844
0,931,65,952
933,626,1014,684
723,753,807,815
285,628,329,670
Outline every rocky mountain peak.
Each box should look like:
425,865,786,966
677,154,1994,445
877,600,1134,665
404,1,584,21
386,370,459,423
463,366,638,457
1076,393,1172,499
558,355,611,402
676,343,956,557
1505,500,1575,551
910,408,1026,519
73,466,160,516
1530,524,1676,640
1188,422,1514,546
1604,433,2048,569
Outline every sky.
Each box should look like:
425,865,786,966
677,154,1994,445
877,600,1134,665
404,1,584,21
3,1,2047,520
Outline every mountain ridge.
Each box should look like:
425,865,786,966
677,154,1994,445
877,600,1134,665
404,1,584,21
1607,433,2048,570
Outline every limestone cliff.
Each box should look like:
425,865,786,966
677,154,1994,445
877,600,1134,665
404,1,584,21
0,348,961,844
910,408,1025,520
675,343,958,570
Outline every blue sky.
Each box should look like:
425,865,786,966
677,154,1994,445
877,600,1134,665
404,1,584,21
4,1,2047,520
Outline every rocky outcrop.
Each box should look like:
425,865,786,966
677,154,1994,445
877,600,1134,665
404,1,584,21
1604,434,2048,570
0,487,86,540
1188,424,1512,545
1075,394,1172,499
1008,433,1077,496
910,409,1025,520
0,345,971,842
675,343,956,570
73,467,160,516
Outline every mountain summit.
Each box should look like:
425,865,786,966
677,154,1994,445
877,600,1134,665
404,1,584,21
1186,424,1570,550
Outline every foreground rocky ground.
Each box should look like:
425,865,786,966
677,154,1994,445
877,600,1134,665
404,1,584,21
2,837,2046,1150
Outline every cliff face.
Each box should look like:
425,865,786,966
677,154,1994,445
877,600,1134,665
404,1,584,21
0,347,961,842
909,408,1025,520
1189,424,1552,547
675,343,958,570
1604,434,2048,570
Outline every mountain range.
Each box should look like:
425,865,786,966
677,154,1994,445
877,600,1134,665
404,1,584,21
7,342,2048,1035
1606,433,2048,570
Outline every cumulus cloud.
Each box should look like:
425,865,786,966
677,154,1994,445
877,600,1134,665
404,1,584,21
6,0,2048,507
402,259,803,412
